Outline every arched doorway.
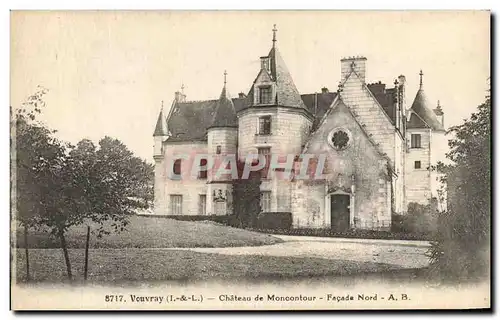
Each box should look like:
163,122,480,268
330,194,350,232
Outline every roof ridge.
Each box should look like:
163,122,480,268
179,98,218,103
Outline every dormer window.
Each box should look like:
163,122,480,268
259,86,273,104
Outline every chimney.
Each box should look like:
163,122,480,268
238,92,247,99
341,56,367,82
321,87,329,94
434,101,445,127
397,74,406,114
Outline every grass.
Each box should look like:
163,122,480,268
14,215,282,249
14,248,400,284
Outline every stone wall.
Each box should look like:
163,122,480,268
340,71,396,163
154,141,209,215
293,101,391,230
237,107,312,158
238,107,312,211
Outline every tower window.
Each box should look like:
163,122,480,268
259,86,273,104
411,134,422,148
258,147,271,179
414,161,421,169
258,116,272,135
216,145,222,154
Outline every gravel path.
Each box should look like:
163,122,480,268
172,236,431,269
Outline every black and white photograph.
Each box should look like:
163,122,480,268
9,10,491,310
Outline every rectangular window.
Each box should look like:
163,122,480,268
170,195,183,215
199,158,208,179
198,194,206,215
258,116,272,135
258,147,271,179
261,191,271,213
411,134,422,148
259,86,273,104
414,161,421,169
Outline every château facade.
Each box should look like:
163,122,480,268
152,27,446,231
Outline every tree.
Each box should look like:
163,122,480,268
14,88,154,282
232,161,261,228
428,83,491,282
13,87,72,280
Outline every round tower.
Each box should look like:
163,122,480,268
237,25,313,213
152,101,170,215
405,70,446,213
206,71,238,215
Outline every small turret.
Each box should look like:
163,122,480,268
433,100,445,127
153,101,169,158
407,70,445,132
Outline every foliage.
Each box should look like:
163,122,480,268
232,161,261,228
249,227,433,241
13,87,154,280
254,212,292,230
392,203,436,234
428,84,491,282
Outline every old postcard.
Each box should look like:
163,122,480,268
10,10,491,310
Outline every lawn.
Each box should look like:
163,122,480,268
14,248,400,284
14,215,282,249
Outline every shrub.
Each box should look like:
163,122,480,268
392,202,436,234
249,227,433,241
232,161,261,228
141,214,232,225
255,212,292,230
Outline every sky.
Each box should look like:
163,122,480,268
10,11,490,161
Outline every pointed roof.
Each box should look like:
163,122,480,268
267,45,309,110
408,70,445,131
153,102,168,136
239,25,308,112
208,72,238,129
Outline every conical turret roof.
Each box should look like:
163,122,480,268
153,104,168,136
267,46,309,110
408,71,445,131
240,25,309,112
209,75,238,129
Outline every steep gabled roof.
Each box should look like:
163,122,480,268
367,82,398,124
301,97,393,170
208,85,238,129
408,87,445,131
153,107,168,136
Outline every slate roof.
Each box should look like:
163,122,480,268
408,88,445,131
301,92,338,130
164,91,336,142
161,82,404,142
267,47,309,110
153,107,168,136
208,85,238,129
365,82,402,125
